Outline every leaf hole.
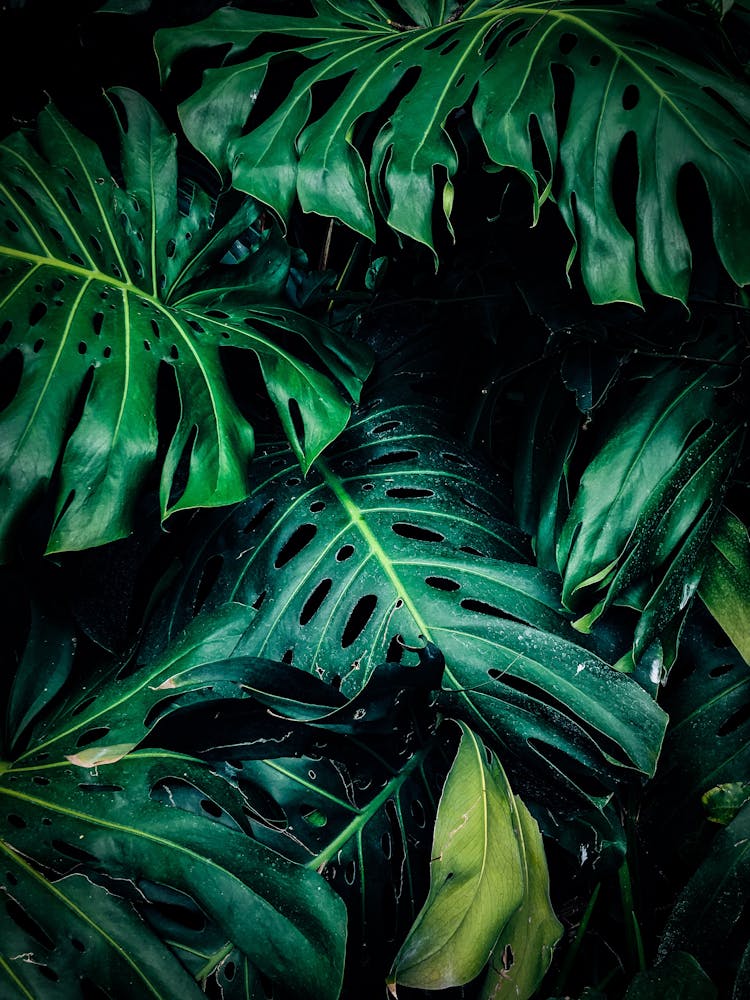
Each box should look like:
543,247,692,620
718,701,750,737
425,576,460,592
78,783,124,792
71,938,85,953
75,726,110,748
386,486,434,499
143,340,151,351
275,523,317,568
5,218,19,233
150,319,161,339
78,341,87,355
301,806,328,828
32,775,50,786
369,449,419,467
410,798,426,827
243,498,275,534
371,420,402,435
709,662,734,678
300,578,333,626
310,500,325,513
166,238,176,259
195,554,224,614
386,635,404,662
342,594,378,648
622,83,640,110
71,252,86,266
288,398,305,451
252,590,267,610
29,302,47,326
37,965,60,983
336,543,355,562
392,522,444,543
558,31,577,54
344,860,356,885
460,598,507,619
170,345,179,360
92,312,104,336
282,649,294,664
7,814,26,828
200,798,223,818
52,839,99,864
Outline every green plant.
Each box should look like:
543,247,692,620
1,0,749,997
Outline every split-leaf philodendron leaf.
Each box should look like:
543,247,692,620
0,88,370,560
698,506,750,664
0,603,347,1000
148,362,668,825
156,0,750,304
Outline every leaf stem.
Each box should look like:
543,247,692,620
553,880,600,992
196,941,234,983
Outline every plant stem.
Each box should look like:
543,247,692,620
554,881,601,993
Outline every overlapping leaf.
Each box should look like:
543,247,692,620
0,88,370,559
0,603,347,1000
147,365,668,826
698,506,750,663
389,722,526,991
148,644,449,990
156,0,750,304
552,352,744,667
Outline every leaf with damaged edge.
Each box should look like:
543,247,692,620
479,796,563,1000
389,722,526,990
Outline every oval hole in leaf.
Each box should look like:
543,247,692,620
275,523,317,568
300,578,333,626
52,839,99,864
392,522,444,543
75,726,110,748
717,701,750,737
369,450,419,467
342,594,378,648
559,31,578,54
336,543,355,561
386,487,434,499
425,576,460,592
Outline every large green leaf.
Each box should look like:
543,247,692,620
389,722,526,991
148,644,449,990
0,602,347,1000
554,353,743,666
156,0,750,304
658,802,750,992
147,365,668,827
698,506,750,663
0,88,370,560
479,794,563,999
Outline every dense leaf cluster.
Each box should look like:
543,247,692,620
1,1,749,998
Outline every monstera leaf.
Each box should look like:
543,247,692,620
156,0,750,304
0,603,347,1000
544,349,744,670
147,361,668,829
0,88,370,560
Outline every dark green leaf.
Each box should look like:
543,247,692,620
702,781,750,824
624,951,717,1000
0,848,205,1000
0,90,370,559
147,368,668,824
0,752,346,1000
556,354,743,664
658,802,750,983
156,0,750,303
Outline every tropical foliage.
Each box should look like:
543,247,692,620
1,0,749,998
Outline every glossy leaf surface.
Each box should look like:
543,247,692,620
0,89,369,559
698,507,750,663
0,602,347,1000
149,366,668,820
389,722,525,990
157,0,750,303
555,355,743,663
479,795,563,999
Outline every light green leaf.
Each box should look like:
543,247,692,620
479,796,563,1000
0,89,370,559
702,781,750,825
156,0,750,303
698,507,750,663
389,722,526,990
